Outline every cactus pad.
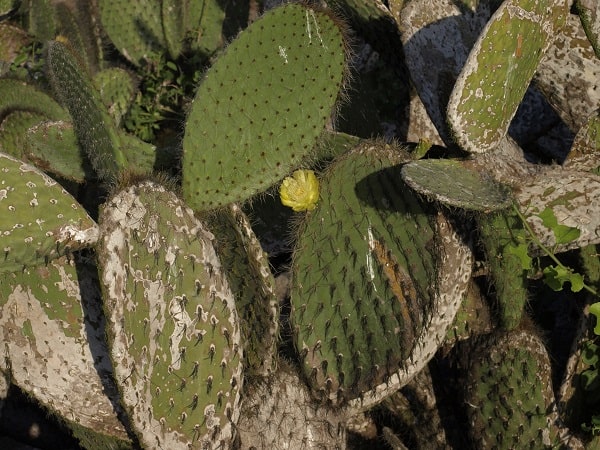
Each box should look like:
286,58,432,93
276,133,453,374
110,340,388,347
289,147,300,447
98,181,243,449
290,141,471,405
0,255,130,446
447,0,569,154
208,203,278,377
401,158,512,211
24,120,87,183
576,0,600,58
464,329,559,448
515,167,600,253
182,2,348,211
0,152,99,274
98,0,165,65
0,78,69,121
47,40,126,181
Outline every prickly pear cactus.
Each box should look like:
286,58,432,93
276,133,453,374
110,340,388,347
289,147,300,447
463,328,562,448
447,0,569,154
97,0,165,66
0,78,69,123
24,120,86,183
400,158,512,212
0,255,131,448
477,210,529,330
0,152,99,274
514,168,600,254
576,0,600,58
46,40,126,181
208,203,278,377
290,141,472,406
98,180,243,449
182,2,349,211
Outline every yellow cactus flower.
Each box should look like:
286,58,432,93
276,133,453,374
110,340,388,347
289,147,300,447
279,169,319,212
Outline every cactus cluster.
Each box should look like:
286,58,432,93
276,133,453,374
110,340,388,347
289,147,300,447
0,0,599,449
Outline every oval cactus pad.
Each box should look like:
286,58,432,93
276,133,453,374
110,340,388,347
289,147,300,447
447,0,568,154
98,181,242,449
182,3,348,211
0,152,98,274
401,158,512,211
291,142,472,405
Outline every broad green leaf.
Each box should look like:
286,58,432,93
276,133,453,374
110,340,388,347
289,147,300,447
539,207,581,245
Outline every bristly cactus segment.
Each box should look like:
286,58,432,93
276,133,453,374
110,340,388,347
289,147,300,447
182,3,349,211
477,210,529,330
464,329,560,448
0,152,99,275
291,141,471,405
98,181,242,449
207,203,278,377
447,0,568,154
47,40,126,182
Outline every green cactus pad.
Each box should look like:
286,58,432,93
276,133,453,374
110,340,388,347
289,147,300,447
576,0,600,58
477,210,529,330
98,0,165,66
290,141,471,405
27,0,57,42
0,110,48,158
0,78,69,121
0,255,131,446
401,158,512,211
182,2,348,211
464,329,559,448
98,181,243,449
183,0,225,56
208,203,278,377
447,0,568,154
47,40,126,181
94,68,137,127
0,152,99,274
119,130,156,174
24,120,87,183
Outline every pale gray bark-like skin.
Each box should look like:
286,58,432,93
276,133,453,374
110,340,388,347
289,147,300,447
0,256,129,443
235,361,347,449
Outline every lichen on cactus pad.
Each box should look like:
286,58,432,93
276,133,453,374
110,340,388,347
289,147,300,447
182,2,349,211
0,152,99,274
447,0,569,154
290,141,472,406
98,181,242,449
0,255,131,448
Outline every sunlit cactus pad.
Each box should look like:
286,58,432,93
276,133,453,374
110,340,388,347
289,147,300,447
0,152,99,274
515,168,600,253
401,158,512,211
291,142,442,403
98,181,242,449
447,0,568,154
182,2,348,211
